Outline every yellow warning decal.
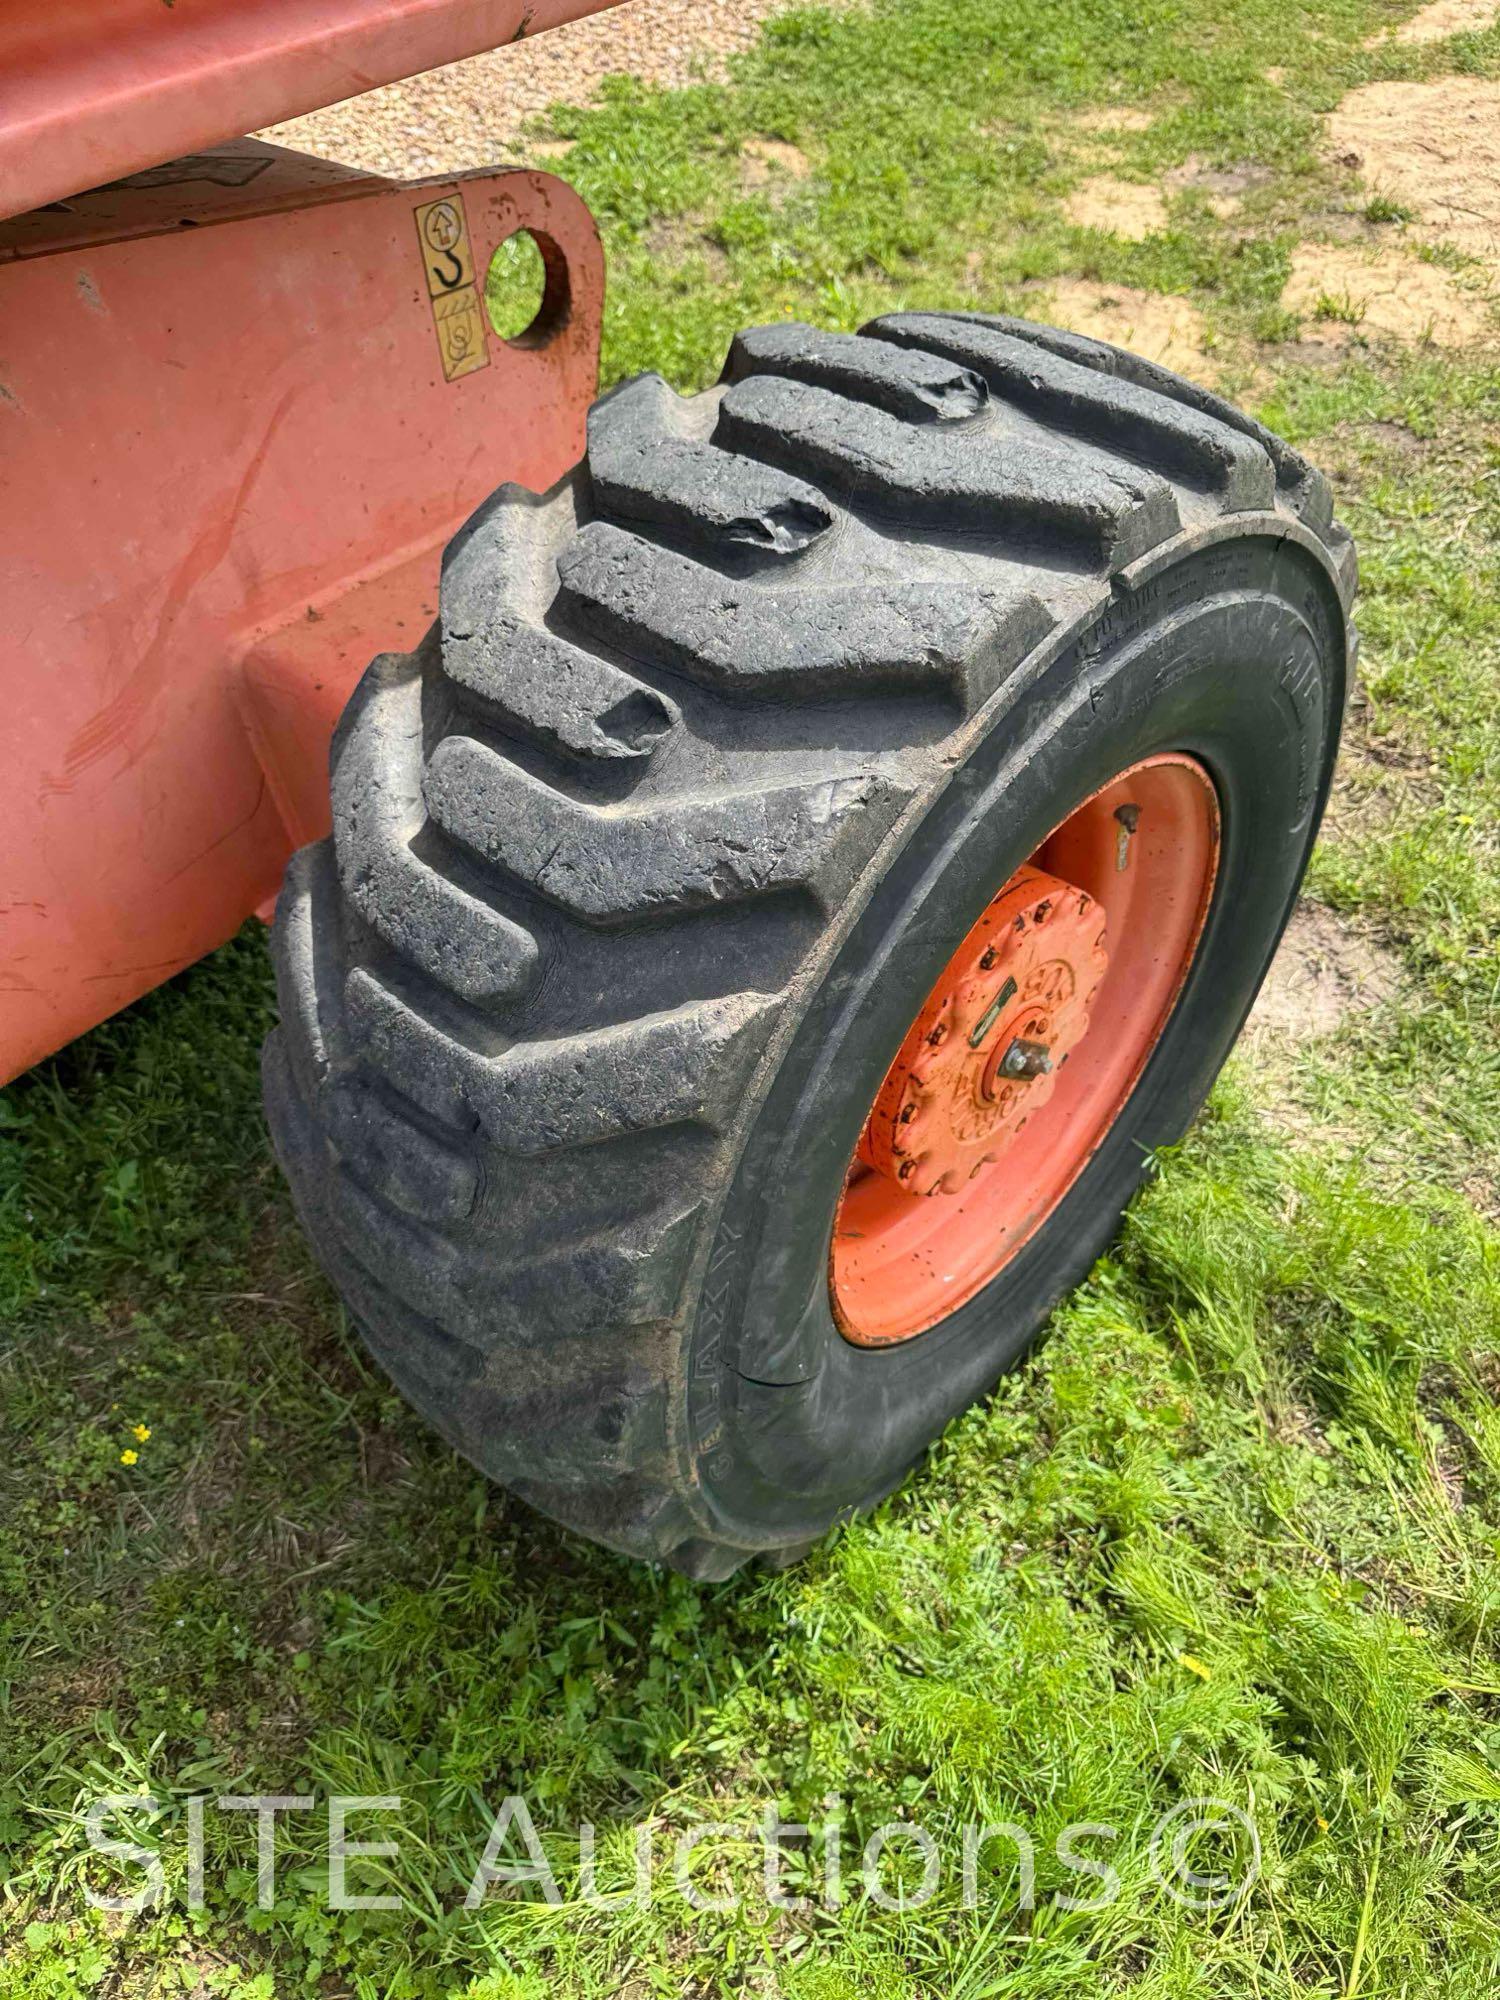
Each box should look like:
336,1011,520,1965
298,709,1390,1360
429,285,490,381
414,195,490,381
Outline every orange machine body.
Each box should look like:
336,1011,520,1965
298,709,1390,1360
1,5,616,1082
0,0,624,221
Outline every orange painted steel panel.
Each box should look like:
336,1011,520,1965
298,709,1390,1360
0,0,624,221
0,148,603,1081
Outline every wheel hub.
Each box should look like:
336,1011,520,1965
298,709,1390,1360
859,863,1108,1197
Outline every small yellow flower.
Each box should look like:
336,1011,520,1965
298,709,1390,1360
131,1424,151,1442
1316,1815,1330,1832
1179,1652,1211,1681
119,1448,139,1466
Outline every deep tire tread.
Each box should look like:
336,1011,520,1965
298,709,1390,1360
263,312,1351,1571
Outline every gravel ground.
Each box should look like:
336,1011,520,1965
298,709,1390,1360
260,0,808,179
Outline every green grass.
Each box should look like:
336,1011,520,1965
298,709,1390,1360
6,0,1500,1993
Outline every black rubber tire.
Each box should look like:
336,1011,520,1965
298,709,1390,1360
262,312,1355,1576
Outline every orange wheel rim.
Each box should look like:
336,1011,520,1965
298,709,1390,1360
831,754,1220,1347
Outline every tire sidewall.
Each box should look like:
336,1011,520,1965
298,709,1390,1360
684,534,1347,1546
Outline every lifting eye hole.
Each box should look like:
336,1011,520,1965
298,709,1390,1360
485,227,569,347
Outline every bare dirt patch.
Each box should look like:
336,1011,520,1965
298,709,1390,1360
1367,0,1500,44
1362,418,1424,453
261,0,815,178
1075,106,1157,134
1327,78,1500,272
1041,281,1220,383
1305,415,1425,494
1281,243,1492,346
643,214,731,277
1164,156,1274,219
1316,691,1438,850
740,137,811,190
1245,903,1400,1045
1064,176,1168,240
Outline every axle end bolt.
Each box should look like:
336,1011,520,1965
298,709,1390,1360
997,1036,1053,1081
